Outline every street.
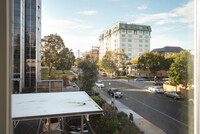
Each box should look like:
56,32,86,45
97,77,194,134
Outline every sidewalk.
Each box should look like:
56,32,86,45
94,87,166,134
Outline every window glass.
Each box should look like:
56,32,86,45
122,39,125,42
145,40,148,43
128,44,132,47
139,31,142,34
128,39,132,42
145,45,148,47
122,30,125,32
139,44,143,47
139,49,143,52
122,34,125,37
128,35,132,37
139,40,143,43
145,36,148,38
122,44,126,47
128,49,132,51
128,30,132,33
139,35,142,38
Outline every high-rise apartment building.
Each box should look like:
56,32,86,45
99,22,152,60
12,0,41,93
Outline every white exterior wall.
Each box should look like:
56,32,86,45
99,22,151,60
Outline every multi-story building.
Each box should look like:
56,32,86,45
99,22,152,60
12,0,41,93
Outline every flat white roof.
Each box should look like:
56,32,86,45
12,91,103,120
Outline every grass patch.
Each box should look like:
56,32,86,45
41,67,76,80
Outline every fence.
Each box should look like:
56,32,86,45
37,80,63,93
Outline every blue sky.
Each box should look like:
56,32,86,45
41,0,194,56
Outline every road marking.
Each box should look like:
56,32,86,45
123,94,190,128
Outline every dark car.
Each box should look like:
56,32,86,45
164,91,184,100
108,89,123,98
134,77,147,81
154,81,164,86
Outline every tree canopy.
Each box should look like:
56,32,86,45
56,48,75,73
168,51,194,88
78,55,98,94
41,34,75,76
137,52,166,75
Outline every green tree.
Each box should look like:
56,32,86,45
99,51,117,74
41,34,65,76
168,51,194,88
56,48,75,74
78,55,98,94
130,57,139,64
137,52,165,76
163,54,177,70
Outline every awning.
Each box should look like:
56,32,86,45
12,91,103,121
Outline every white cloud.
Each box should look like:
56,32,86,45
131,0,194,25
137,6,147,10
41,17,100,53
78,10,98,15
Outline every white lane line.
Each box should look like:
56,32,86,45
123,94,190,128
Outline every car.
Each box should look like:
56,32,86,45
154,81,164,86
164,91,184,100
134,77,147,81
96,81,104,88
101,72,107,77
108,89,123,98
148,86,164,93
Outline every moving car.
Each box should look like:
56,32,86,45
96,81,104,88
108,89,123,98
134,77,147,81
148,86,164,93
164,91,184,100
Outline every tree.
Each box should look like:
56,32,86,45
168,51,194,88
56,48,75,73
163,54,177,70
41,34,65,76
78,55,98,94
137,52,165,76
130,57,139,64
99,51,117,74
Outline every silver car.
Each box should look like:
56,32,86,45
164,91,184,100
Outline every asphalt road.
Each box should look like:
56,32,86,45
98,77,194,134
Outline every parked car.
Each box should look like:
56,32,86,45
148,86,164,93
108,89,123,98
154,81,164,86
164,91,184,100
96,81,104,88
102,72,107,77
134,77,147,81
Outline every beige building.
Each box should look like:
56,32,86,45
99,22,152,60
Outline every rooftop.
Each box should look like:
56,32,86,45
151,46,184,53
12,91,103,121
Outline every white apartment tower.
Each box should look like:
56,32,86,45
99,22,152,60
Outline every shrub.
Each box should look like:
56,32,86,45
62,76,69,86
117,112,140,134
91,96,105,107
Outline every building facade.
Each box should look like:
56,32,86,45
99,22,152,60
12,0,41,93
